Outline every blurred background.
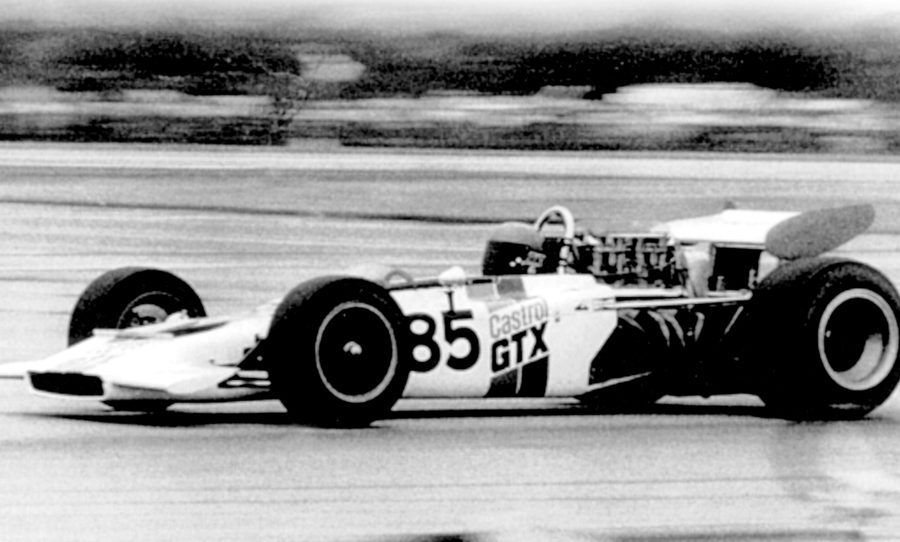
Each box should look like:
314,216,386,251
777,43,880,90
3,0,900,152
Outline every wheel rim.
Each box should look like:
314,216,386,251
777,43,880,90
314,301,398,403
116,292,182,328
818,288,900,391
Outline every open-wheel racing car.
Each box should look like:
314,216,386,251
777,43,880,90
4,203,900,426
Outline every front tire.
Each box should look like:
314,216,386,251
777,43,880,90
266,276,411,427
69,267,206,346
750,258,900,419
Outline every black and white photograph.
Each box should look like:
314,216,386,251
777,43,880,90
1,0,900,540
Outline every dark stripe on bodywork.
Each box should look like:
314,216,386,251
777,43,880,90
485,355,548,398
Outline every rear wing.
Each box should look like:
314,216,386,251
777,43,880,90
653,204,874,259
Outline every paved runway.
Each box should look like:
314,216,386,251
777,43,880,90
1,143,900,540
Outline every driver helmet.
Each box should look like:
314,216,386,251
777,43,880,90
482,222,547,275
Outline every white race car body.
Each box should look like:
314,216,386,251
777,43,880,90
9,203,899,424
24,275,628,402
26,307,276,403
395,274,616,398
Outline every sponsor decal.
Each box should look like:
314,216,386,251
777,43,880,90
407,285,551,397
486,298,550,397
488,298,548,339
490,322,547,372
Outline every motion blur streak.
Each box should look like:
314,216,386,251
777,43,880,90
8,0,900,32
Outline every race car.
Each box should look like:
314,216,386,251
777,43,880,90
3,203,899,426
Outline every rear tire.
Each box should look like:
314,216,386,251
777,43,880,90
266,276,411,427
749,258,900,419
69,267,206,346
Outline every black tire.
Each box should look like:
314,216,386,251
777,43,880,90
69,267,206,346
266,276,411,427
749,258,900,420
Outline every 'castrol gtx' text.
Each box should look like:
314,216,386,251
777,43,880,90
487,298,550,397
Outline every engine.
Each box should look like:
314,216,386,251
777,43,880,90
483,221,769,293
483,223,680,284
565,232,680,286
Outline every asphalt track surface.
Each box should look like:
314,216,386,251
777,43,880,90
2,143,900,541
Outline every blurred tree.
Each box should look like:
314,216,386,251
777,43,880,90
48,30,306,143
52,31,302,94
340,32,844,99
